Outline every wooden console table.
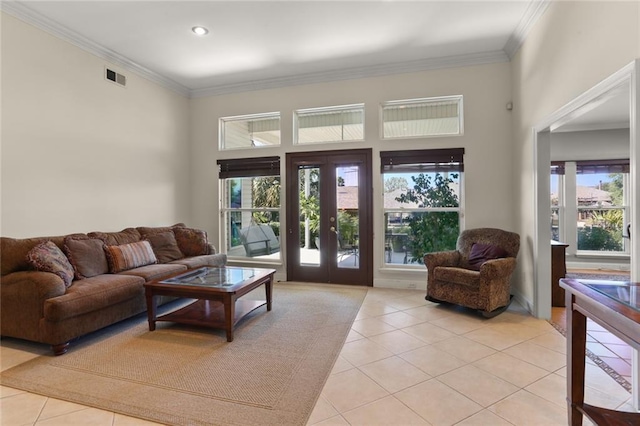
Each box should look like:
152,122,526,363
560,278,640,425
552,240,569,307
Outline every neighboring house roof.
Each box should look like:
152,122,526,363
338,184,460,210
551,186,613,206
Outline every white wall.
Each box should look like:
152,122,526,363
511,1,639,313
0,13,191,237
190,62,514,286
551,128,630,161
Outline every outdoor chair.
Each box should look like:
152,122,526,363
337,232,358,265
424,228,520,318
239,224,280,257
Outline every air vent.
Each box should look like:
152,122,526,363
105,67,126,87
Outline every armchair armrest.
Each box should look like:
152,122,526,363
424,251,461,270
479,257,517,280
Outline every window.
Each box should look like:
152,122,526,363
575,160,629,253
219,112,280,150
381,148,464,266
551,160,630,254
295,104,364,144
218,157,281,261
381,96,463,139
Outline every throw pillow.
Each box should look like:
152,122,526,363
63,236,109,280
173,227,208,257
26,241,75,288
468,243,509,271
144,231,184,263
105,241,157,273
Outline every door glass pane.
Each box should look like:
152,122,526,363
336,166,359,269
298,166,320,265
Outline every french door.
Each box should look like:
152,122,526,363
286,149,372,285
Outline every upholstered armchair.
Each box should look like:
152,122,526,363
424,228,520,318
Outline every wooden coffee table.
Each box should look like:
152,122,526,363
144,266,275,342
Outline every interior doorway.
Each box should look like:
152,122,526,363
285,149,373,285
533,60,638,409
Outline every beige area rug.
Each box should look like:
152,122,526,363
1,282,367,426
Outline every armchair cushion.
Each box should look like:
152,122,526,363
468,243,508,271
434,266,480,287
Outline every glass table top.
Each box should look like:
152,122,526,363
578,279,640,313
160,267,260,288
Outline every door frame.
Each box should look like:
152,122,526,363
532,59,638,408
285,148,373,286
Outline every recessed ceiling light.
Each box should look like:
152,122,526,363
192,26,209,36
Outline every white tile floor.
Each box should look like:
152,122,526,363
1,286,636,426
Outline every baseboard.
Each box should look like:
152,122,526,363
373,278,427,290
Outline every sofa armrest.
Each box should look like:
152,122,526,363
1,271,67,340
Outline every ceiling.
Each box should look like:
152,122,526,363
4,0,545,97
2,1,630,131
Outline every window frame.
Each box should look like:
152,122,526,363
380,95,464,140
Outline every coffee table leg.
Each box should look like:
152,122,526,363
266,275,273,311
145,289,157,331
224,297,235,342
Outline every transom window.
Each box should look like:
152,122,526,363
294,104,364,144
381,96,463,139
219,112,280,150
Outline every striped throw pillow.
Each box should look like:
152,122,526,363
105,241,157,273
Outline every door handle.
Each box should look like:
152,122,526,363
330,226,336,233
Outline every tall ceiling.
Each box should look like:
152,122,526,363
3,1,546,97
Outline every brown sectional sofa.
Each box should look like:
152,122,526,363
1,224,226,355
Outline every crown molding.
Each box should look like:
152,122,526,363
1,1,191,97
504,0,551,59
2,1,515,99
190,50,510,98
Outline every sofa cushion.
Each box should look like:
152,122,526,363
137,223,186,237
64,236,109,279
88,228,141,246
174,227,209,256
119,263,187,282
43,274,146,322
144,231,184,263
105,241,157,273
170,253,228,269
468,243,509,271
26,241,75,288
